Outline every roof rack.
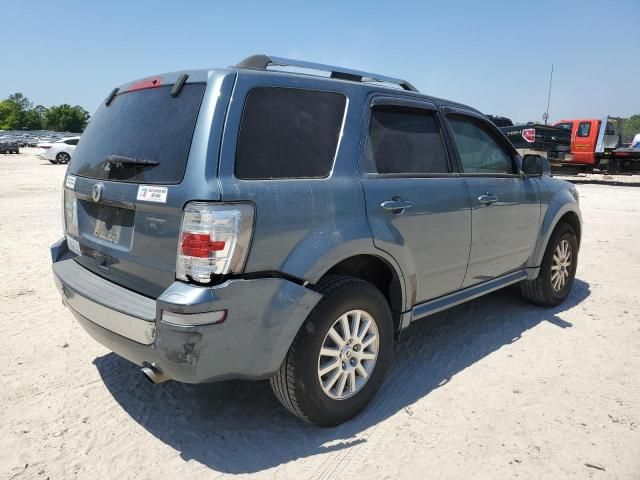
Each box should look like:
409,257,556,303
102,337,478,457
235,54,419,92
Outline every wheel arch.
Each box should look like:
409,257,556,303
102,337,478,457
314,253,406,333
531,202,582,268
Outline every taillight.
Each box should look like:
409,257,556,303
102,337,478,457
176,202,254,283
522,128,536,143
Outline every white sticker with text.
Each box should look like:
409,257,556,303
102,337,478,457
65,175,76,190
67,235,81,255
137,185,168,203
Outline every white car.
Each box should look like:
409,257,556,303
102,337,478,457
36,137,80,164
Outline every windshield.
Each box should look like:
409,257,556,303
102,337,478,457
69,83,206,184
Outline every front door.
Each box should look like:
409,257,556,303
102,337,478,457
444,109,540,287
360,97,471,305
572,120,597,164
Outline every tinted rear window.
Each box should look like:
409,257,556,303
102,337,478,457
235,87,346,179
69,84,205,184
366,106,449,174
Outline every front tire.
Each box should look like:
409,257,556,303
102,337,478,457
271,275,394,426
521,222,578,307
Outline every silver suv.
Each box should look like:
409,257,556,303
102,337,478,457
52,55,582,426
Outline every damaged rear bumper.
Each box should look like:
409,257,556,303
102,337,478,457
51,238,322,383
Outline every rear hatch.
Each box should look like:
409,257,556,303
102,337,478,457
63,71,232,298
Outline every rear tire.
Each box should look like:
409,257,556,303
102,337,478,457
56,152,70,164
270,275,394,426
607,159,619,174
520,222,578,307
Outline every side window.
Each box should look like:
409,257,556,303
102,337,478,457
65,139,79,145
555,122,573,131
235,87,346,179
448,115,515,174
366,106,449,174
604,122,616,135
577,122,591,137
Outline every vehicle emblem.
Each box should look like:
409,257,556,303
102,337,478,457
92,182,104,202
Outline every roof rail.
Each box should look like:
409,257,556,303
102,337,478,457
235,54,419,92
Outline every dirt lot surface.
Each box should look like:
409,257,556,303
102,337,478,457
2,151,639,480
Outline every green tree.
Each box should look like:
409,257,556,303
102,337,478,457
44,104,90,132
623,115,640,140
7,92,33,112
0,93,89,132
0,100,20,129
22,109,45,130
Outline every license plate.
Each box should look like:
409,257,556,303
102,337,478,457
94,220,122,244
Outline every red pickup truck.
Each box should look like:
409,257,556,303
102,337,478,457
552,116,640,174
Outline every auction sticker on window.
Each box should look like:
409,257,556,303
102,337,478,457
137,185,168,203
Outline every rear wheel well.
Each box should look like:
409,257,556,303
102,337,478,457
318,255,403,332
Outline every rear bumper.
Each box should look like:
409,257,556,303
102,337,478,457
51,238,322,383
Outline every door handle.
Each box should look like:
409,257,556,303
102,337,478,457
381,199,413,213
478,194,499,205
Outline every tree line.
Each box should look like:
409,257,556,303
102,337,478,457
0,93,90,132
623,115,640,140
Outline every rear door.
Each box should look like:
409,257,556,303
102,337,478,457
63,73,233,297
443,108,540,286
360,96,471,304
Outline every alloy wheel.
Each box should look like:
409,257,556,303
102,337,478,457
551,239,572,292
317,309,379,400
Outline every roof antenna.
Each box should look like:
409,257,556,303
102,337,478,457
542,64,553,125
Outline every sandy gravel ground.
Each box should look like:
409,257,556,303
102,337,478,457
1,151,639,480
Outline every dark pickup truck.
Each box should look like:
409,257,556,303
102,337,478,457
486,115,572,162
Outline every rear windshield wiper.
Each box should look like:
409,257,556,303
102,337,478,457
106,155,159,168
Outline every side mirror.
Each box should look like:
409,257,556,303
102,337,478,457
522,154,550,177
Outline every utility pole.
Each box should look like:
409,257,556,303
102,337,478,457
543,65,554,125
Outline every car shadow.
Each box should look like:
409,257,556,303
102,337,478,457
93,278,590,474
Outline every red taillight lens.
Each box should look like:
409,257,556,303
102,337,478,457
176,202,255,283
180,233,226,258
522,128,536,143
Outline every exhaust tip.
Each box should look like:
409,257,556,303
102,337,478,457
141,364,169,384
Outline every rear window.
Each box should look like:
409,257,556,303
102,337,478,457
366,106,450,174
577,122,591,137
69,84,206,184
555,122,573,131
235,87,346,179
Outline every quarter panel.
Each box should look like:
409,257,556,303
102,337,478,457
218,73,378,284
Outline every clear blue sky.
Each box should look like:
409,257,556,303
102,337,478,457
2,0,639,123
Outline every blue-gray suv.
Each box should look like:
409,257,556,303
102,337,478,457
52,55,582,426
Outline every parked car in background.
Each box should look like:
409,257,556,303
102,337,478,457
36,136,80,164
0,138,20,154
52,55,582,426
486,115,572,164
